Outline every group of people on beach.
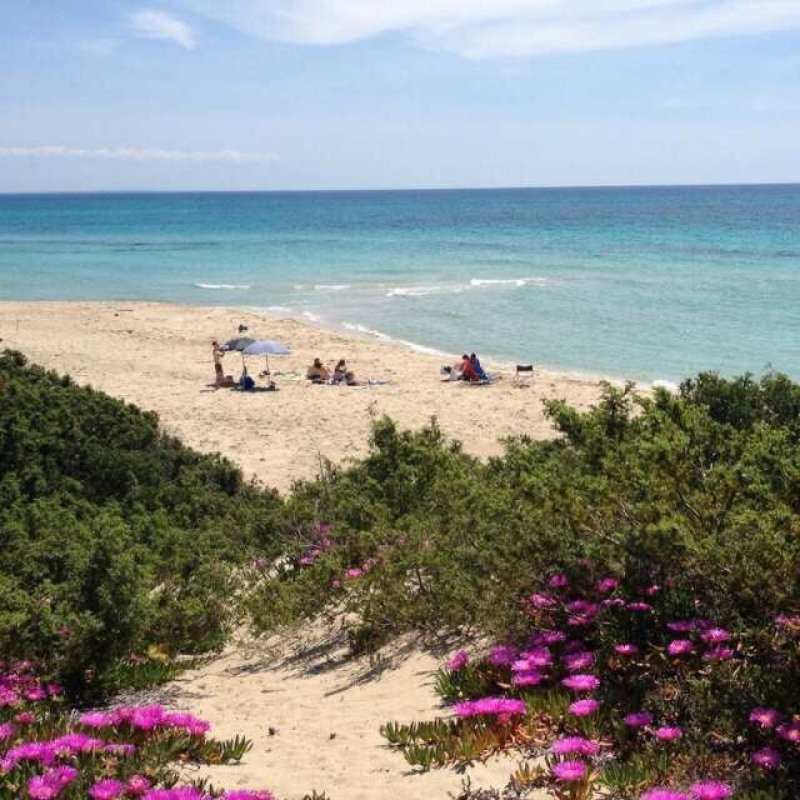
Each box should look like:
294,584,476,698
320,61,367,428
442,352,491,383
307,358,362,386
211,340,276,391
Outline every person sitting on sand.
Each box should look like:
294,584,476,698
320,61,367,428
239,366,256,391
307,358,331,383
333,359,347,383
461,353,479,382
211,341,235,387
344,370,362,386
470,352,488,381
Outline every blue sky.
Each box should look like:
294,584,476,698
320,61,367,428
1,1,799,191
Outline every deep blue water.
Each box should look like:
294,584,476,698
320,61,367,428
0,186,798,381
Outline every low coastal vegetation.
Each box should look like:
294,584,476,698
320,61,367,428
2,349,799,798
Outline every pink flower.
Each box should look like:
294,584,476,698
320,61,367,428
689,782,732,800
703,646,733,661
564,651,595,671
529,593,558,609
641,790,690,800
223,792,277,800
0,722,14,740
751,746,782,769
532,630,567,646
127,775,152,795
487,645,517,666
776,721,800,743
655,726,682,741
561,674,600,692
624,711,653,728
549,573,569,588
345,567,363,579
516,646,552,669
88,779,126,800
700,628,730,644
614,644,639,656
446,650,469,672
749,707,781,728
552,736,600,756
597,577,620,593
28,767,78,800
79,711,116,728
569,698,600,716
667,640,695,656
512,670,544,687
14,711,35,724
667,620,696,632
627,602,653,612
551,760,587,782
452,697,527,718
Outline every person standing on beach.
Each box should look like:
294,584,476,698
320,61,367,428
212,340,226,387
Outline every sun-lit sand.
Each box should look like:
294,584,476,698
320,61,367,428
0,300,623,798
156,621,538,800
0,301,612,493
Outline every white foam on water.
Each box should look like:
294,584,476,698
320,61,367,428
470,278,527,288
302,310,321,322
314,284,350,291
265,305,293,314
341,321,449,357
194,282,252,290
386,285,463,298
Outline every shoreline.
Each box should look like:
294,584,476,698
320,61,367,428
0,300,616,492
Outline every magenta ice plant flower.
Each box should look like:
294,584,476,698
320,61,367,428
446,650,469,672
549,573,569,588
552,760,587,782
614,644,639,656
700,628,730,644
597,577,620,593
627,602,653,612
561,674,600,692
529,593,558,609
655,726,682,741
689,782,732,800
776,721,800,743
751,746,782,769
88,779,126,800
641,790,690,800
512,670,544,687
749,707,781,728
703,646,733,661
624,711,653,728
552,736,600,756
667,640,695,656
564,651,595,671
569,698,600,716
487,645,517,666
452,697,527,718
667,620,696,632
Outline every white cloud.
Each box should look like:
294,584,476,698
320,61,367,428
131,9,197,50
181,0,800,58
0,146,276,162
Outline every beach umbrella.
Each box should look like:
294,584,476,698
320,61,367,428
223,336,255,351
242,339,291,373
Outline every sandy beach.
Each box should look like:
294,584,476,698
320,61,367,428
0,301,610,493
0,300,617,798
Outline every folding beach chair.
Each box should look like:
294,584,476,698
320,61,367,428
514,364,534,388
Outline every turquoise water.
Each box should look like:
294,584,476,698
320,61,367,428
0,186,798,381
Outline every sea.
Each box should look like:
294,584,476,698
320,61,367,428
0,185,798,382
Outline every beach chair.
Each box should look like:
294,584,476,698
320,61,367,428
514,364,534,388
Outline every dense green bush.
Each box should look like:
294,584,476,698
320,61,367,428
0,351,284,694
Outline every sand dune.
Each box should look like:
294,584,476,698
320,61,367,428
151,620,535,800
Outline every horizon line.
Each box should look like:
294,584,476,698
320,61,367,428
1,181,799,197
